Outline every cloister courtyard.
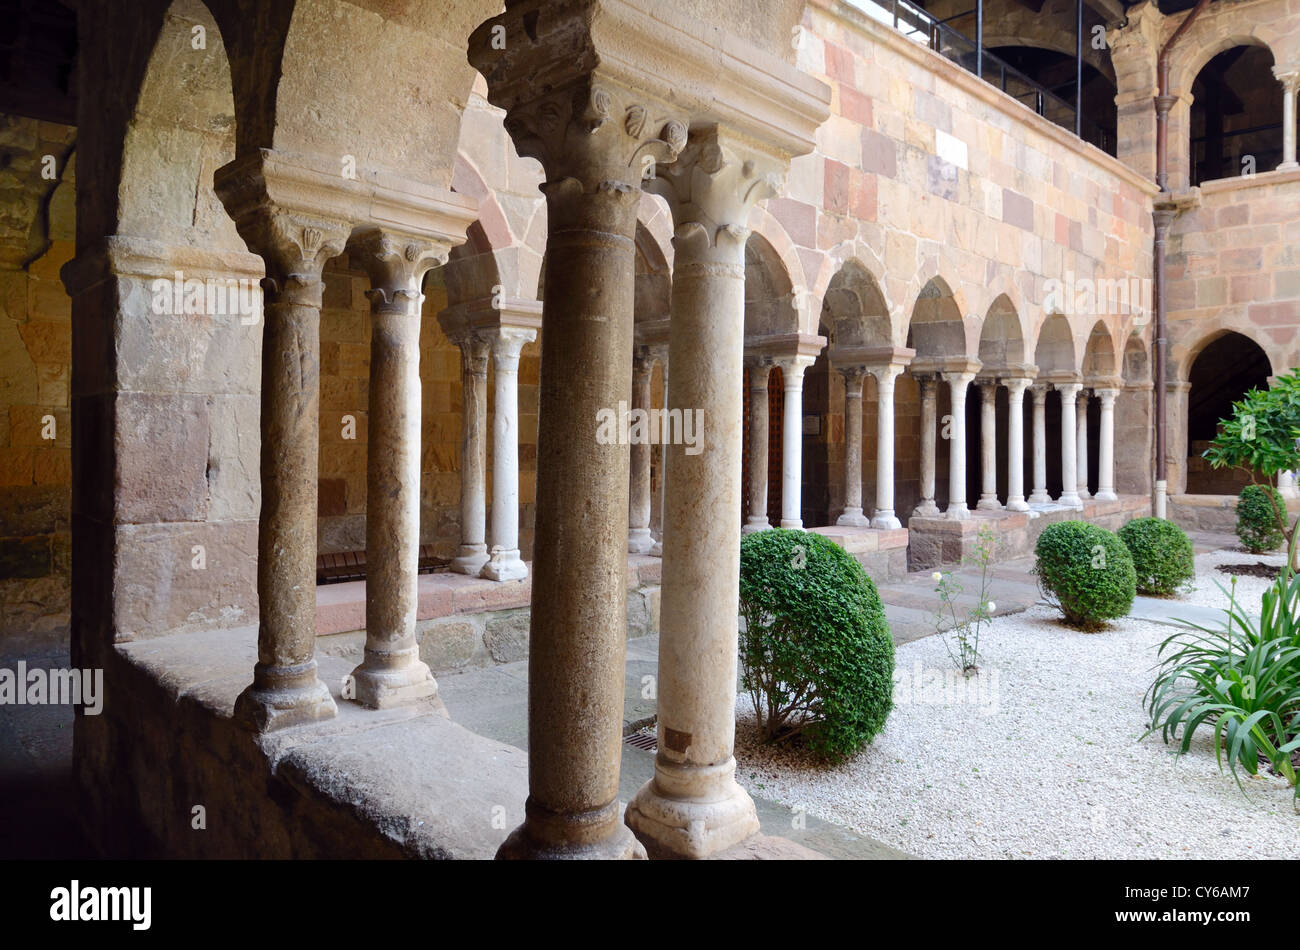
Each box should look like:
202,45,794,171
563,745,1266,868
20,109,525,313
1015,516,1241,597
1,0,1298,875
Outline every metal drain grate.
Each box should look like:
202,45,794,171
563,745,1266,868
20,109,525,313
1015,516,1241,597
623,729,658,752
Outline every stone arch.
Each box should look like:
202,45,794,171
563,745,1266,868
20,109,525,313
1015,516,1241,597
744,231,798,338
1082,321,1117,381
821,260,890,348
977,293,1026,371
1032,313,1077,376
1115,335,1153,495
1122,335,1149,384
1186,41,1282,184
1185,331,1274,494
745,205,809,333
906,276,967,359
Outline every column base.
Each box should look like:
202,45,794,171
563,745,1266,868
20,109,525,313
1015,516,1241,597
650,538,663,557
480,548,528,582
976,496,1001,511
349,654,438,709
1279,161,1299,171
233,664,337,733
1006,498,1030,512
1094,490,1118,501
496,800,647,860
1027,490,1051,504
741,520,771,534
945,504,970,521
1058,491,1083,508
778,519,804,530
628,527,655,554
836,508,868,527
624,773,760,860
451,544,489,575
912,500,941,518
870,511,902,530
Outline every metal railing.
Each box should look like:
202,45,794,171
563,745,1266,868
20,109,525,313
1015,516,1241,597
865,0,1113,155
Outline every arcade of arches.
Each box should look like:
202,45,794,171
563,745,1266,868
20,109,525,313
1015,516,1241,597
1,0,1299,860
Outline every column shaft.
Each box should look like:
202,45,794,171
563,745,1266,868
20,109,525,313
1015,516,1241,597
1028,385,1050,504
450,336,490,574
744,361,772,533
943,372,974,519
778,357,814,529
629,352,656,553
870,365,903,529
651,353,669,556
1076,389,1091,500
1095,388,1119,500
915,376,940,517
1058,382,1082,507
481,328,535,581
977,381,1000,510
1005,379,1030,511
837,367,868,526
1279,72,1298,169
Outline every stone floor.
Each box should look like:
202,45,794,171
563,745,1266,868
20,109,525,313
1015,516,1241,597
0,527,1244,859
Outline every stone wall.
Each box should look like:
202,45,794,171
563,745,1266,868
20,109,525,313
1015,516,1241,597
0,117,75,650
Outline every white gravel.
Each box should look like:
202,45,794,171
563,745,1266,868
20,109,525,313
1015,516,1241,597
1178,547,1288,613
735,595,1298,859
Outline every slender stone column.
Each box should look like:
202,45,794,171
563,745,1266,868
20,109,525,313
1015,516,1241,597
1004,378,1031,511
628,349,656,553
744,358,773,533
914,376,941,517
1095,387,1119,501
625,128,780,859
481,327,536,581
943,370,976,520
777,355,816,529
1076,389,1092,499
837,365,869,526
349,233,445,707
234,217,349,731
1058,382,1083,507
651,350,669,556
470,14,689,856
1280,470,1299,500
449,333,491,575
869,363,905,529
1276,68,1299,170
976,381,1000,510
1028,384,1051,504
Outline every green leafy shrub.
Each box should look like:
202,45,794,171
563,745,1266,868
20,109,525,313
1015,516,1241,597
738,528,894,761
1144,536,1300,803
1033,521,1136,630
1236,484,1285,554
1119,517,1195,596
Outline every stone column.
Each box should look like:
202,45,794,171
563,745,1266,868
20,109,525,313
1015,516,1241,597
470,14,689,856
943,370,975,520
836,365,869,527
481,327,535,581
1028,384,1051,504
976,381,1000,510
1095,387,1119,501
744,358,772,533
1058,382,1083,507
869,363,904,529
777,355,816,529
1279,470,1299,500
1076,389,1092,500
1004,377,1030,511
914,376,941,517
348,233,446,708
628,349,656,553
235,217,349,731
625,129,783,860
449,333,491,575
651,350,669,556
1276,68,1299,171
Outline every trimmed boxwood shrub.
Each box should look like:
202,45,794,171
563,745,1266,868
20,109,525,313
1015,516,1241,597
1118,517,1195,596
1033,521,1136,630
1236,484,1285,554
738,528,894,762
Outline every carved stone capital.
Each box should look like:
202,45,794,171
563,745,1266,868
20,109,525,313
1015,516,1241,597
1272,65,1300,92
774,353,817,386
489,326,536,370
651,127,786,261
355,230,451,315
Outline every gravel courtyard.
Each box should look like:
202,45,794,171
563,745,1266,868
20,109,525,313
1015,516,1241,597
734,546,1299,860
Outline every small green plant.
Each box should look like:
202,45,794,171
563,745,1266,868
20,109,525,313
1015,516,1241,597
1032,521,1136,630
1236,484,1285,554
738,528,894,762
931,526,997,675
1118,517,1195,596
1144,523,1300,805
